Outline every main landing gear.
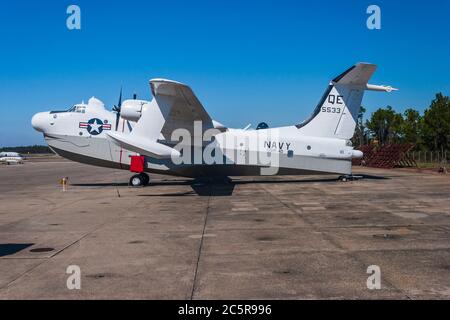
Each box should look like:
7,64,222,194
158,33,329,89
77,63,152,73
129,173,150,187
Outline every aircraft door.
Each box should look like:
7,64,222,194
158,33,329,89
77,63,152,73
236,136,248,165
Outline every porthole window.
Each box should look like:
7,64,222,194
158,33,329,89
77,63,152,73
288,150,294,158
307,145,312,150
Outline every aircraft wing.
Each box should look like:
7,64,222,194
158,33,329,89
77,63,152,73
150,79,215,140
107,79,220,158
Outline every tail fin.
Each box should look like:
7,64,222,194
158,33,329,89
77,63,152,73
296,63,377,139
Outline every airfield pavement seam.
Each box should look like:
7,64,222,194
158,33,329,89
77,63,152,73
0,258,49,292
0,201,131,295
260,184,414,300
190,187,212,300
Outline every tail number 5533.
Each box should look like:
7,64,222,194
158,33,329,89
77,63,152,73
322,106,341,113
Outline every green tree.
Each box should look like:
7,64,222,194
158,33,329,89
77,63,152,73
422,93,450,153
366,106,404,145
352,106,367,146
402,108,423,148
0,145,52,154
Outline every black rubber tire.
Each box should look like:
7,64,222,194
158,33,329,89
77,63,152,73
129,174,144,187
140,173,150,186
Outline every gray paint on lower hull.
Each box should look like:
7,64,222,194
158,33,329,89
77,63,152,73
46,134,352,178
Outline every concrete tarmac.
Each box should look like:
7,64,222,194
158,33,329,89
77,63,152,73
0,160,449,299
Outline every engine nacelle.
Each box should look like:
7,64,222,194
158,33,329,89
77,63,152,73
120,99,148,122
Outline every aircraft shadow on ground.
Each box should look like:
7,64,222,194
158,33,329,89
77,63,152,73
0,243,34,257
71,174,389,196
136,181,235,197
71,182,129,187
137,174,390,197
71,180,192,188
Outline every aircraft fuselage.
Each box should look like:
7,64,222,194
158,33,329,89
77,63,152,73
32,102,355,178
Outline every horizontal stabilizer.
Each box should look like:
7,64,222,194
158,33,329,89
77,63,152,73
332,63,377,86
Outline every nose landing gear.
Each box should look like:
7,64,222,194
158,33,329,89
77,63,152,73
129,173,150,187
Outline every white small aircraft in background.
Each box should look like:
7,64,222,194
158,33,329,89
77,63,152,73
32,63,396,187
0,152,24,165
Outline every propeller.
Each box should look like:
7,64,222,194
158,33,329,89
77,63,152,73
113,87,123,131
113,88,138,131
113,87,123,113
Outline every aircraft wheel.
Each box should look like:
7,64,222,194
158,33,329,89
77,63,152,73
140,173,150,186
129,174,145,187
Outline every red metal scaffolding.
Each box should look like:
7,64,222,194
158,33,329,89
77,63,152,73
354,144,417,169
352,144,376,166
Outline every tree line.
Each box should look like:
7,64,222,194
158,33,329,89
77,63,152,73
0,145,52,154
352,93,450,153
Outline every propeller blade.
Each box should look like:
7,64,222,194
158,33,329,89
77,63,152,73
112,87,123,113
118,87,123,107
114,87,123,131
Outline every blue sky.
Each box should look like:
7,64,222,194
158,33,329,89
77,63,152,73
0,0,449,146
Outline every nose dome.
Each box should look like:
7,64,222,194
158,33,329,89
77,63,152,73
31,112,49,133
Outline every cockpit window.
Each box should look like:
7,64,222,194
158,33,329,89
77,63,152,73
66,105,86,113
75,106,86,113
51,105,86,114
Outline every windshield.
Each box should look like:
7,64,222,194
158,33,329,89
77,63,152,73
50,105,86,114
51,105,87,114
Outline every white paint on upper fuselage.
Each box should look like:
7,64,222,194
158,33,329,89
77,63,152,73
222,126,352,160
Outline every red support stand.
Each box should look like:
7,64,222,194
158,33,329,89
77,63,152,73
130,155,145,173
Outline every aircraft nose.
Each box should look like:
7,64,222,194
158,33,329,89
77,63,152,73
31,112,49,133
